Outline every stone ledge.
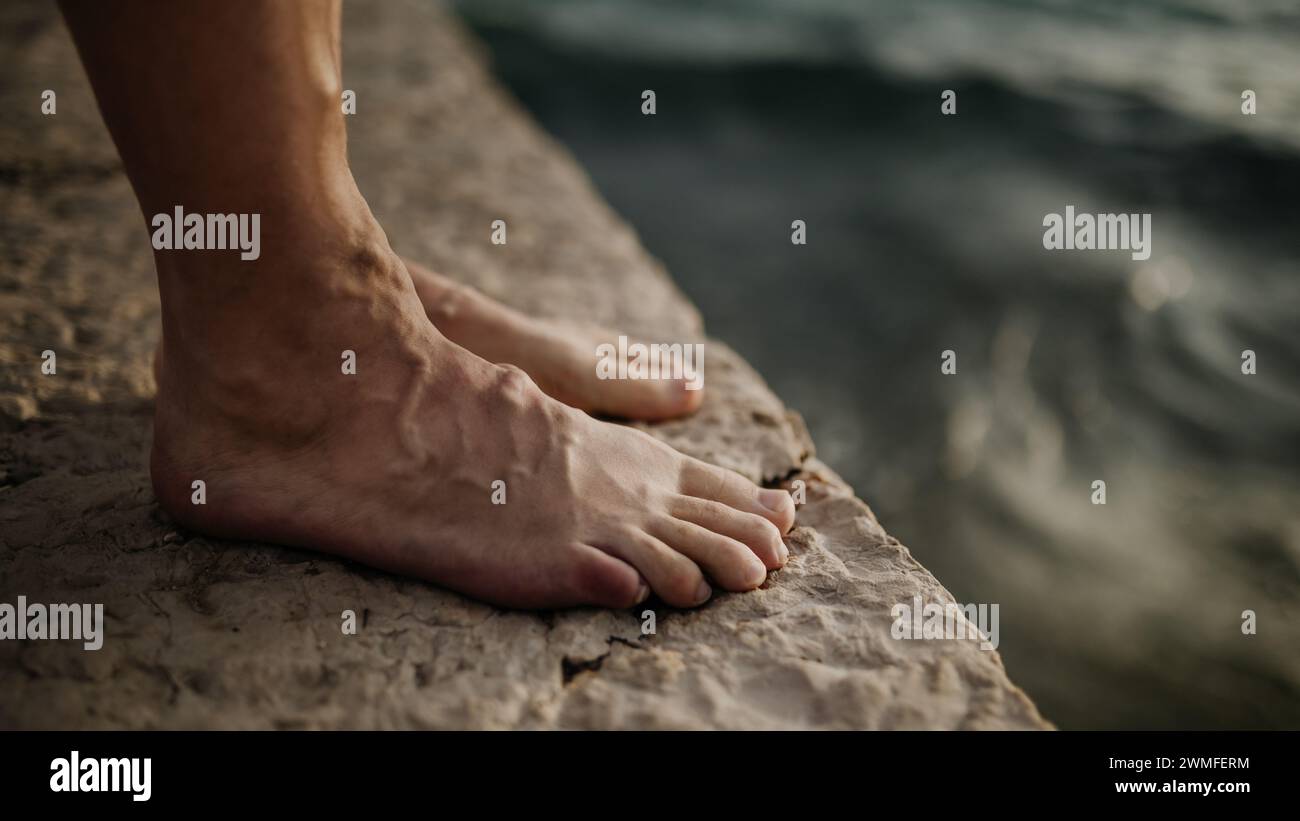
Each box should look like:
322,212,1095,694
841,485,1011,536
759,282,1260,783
0,0,1048,729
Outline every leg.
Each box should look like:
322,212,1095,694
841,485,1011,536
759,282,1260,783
60,0,794,609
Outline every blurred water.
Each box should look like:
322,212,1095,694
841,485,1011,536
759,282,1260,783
452,0,1300,728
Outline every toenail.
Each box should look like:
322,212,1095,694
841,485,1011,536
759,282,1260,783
778,541,789,564
758,488,791,513
746,560,768,587
694,580,712,605
635,581,650,605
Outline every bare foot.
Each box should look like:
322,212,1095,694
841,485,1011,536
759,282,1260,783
152,242,794,609
154,260,706,422
404,260,705,421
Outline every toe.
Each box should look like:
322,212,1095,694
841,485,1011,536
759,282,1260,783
669,494,787,569
618,374,702,420
639,378,704,420
567,544,647,608
586,367,703,422
597,529,711,608
648,516,768,592
680,459,797,533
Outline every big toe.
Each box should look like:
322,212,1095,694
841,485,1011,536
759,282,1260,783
565,545,650,609
593,376,703,421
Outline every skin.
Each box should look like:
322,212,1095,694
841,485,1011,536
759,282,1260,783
404,259,705,421
59,0,794,609
156,259,705,422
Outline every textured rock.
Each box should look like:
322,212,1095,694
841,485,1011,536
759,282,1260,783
0,0,1048,729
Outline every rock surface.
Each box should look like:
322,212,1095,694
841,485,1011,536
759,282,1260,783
0,0,1049,729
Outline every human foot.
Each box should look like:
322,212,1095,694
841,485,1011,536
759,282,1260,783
403,260,705,421
151,243,794,609
153,259,707,422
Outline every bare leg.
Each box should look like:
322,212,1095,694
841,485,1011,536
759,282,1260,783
60,0,792,608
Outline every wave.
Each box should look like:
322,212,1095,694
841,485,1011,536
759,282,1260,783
455,0,1300,151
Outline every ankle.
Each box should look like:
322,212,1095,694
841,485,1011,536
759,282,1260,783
153,231,429,440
